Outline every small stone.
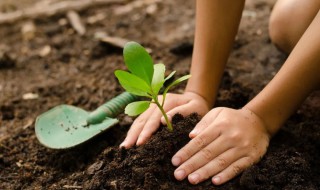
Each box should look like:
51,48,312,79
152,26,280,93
87,161,104,175
58,18,68,26
39,45,51,57
87,13,106,24
146,4,157,15
22,93,39,100
21,21,36,41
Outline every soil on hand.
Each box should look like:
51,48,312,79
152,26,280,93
0,0,319,189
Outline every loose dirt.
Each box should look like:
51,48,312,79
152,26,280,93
0,0,319,189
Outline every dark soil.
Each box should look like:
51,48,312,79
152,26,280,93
0,0,319,189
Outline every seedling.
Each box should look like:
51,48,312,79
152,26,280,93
115,42,191,131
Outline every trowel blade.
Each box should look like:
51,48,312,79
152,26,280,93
35,105,118,149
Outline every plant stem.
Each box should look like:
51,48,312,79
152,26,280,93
153,97,173,131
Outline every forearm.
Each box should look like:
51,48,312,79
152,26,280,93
186,0,245,107
245,10,320,135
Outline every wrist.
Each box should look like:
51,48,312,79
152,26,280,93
240,106,273,138
183,90,213,110
242,105,281,137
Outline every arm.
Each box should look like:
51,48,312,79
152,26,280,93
172,9,320,186
245,10,320,135
186,0,245,107
120,0,245,148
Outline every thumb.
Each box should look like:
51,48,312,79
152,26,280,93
160,104,192,125
189,108,223,138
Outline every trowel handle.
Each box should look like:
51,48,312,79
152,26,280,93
86,92,138,124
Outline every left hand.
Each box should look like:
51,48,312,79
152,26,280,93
120,92,209,148
171,107,271,185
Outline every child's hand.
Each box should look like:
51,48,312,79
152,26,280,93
120,92,210,148
172,107,271,185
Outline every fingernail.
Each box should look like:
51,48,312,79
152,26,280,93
189,173,200,184
136,138,142,146
190,129,198,136
172,157,181,166
136,135,145,146
119,141,126,148
175,169,186,180
212,176,221,184
162,115,172,124
161,116,166,124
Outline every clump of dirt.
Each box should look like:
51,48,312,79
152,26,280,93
241,130,319,190
84,113,202,190
84,109,320,190
0,51,15,69
0,104,15,120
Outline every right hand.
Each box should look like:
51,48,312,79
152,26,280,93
119,92,210,148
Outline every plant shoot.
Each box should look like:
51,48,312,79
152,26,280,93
115,41,191,131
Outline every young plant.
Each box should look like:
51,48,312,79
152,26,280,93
114,41,191,131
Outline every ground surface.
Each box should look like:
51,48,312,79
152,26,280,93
0,0,319,189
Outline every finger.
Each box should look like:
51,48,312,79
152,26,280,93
120,105,157,148
173,135,231,181
211,157,253,185
189,108,224,138
187,148,245,185
172,124,221,167
136,106,164,146
160,103,191,125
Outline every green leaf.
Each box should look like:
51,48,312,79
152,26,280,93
151,63,165,95
162,74,191,106
125,101,150,116
165,71,176,81
123,42,154,85
115,70,151,97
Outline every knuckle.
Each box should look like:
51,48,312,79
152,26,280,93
229,131,242,141
200,148,214,161
219,118,231,126
194,135,207,148
217,158,227,168
180,147,193,158
134,117,146,126
241,140,250,148
214,119,230,130
184,162,197,172
232,165,243,176
148,116,159,123
145,116,160,126
196,121,208,130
